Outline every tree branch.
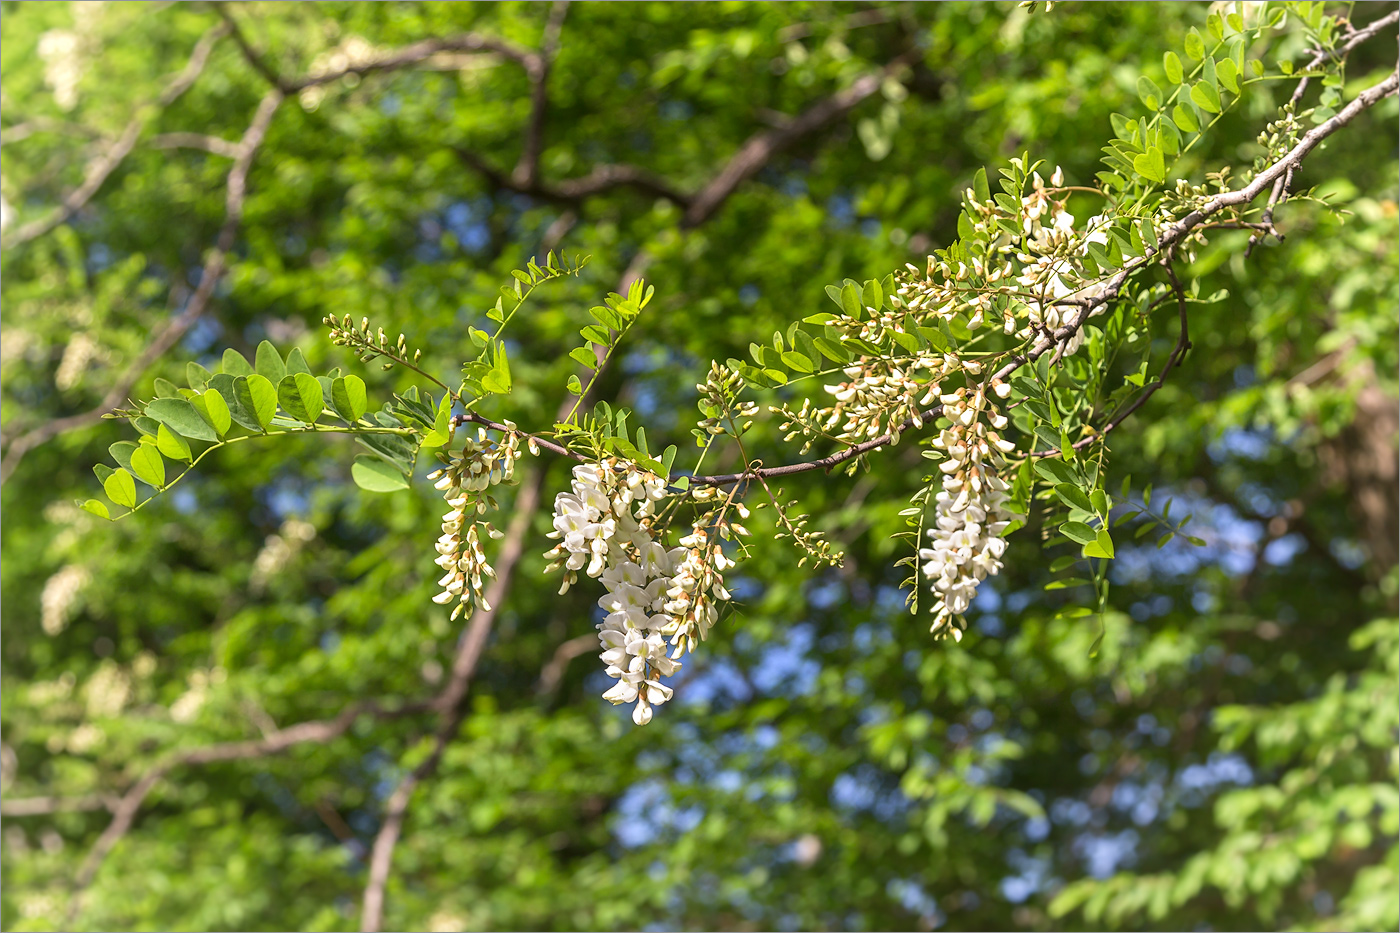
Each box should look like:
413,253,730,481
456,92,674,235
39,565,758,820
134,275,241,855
62,697,429,928
0,794,117,817
513,1,570,189
216,1,538,94
688,66,1400,485
0,89,285,485
0,23,227,250
681,50,919,228
1289,9,1398,106
536,633,600,695
149,132,242,158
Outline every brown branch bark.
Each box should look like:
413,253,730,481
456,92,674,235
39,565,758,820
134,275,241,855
1289,9,1398,106
682,50,918,228
0,794,117,817
62,697,428,928
0,24,227,250
149,132,242,158
216,1,538,93
453,146,692,209
0,89,285,485
513,1,570,189
536,633,601,695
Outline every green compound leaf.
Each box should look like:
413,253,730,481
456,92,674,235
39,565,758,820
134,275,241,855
331,375,368,423
221,348,254,377
156,424,192,462
1190,81,1221,114
1035,458,1078,486
186,361,213,391
255,340,286,383
1059,521,1098,546
80,498,111,520
1055,483,1095,513
1173,103,1199,133
129,443,166,488
285,347,312,375
104,469,137,509
145,397,219,442
108,441,138,474
1137,75,1163,111
193,388,232,436
1164,50,1184,85
1084,528,1117,559
352,455,410,493
278,372,324,423
235,374,278,431
1133,146,1166,183
208,374,260,431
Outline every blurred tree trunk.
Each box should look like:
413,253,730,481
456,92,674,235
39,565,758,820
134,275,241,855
1321,364,1399,578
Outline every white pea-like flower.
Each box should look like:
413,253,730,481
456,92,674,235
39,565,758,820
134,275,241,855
544,459,736,724
427,426,526,622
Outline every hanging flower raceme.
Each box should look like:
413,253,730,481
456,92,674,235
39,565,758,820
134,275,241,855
427,426,526,621
543,460,737,725
920,386,1021,640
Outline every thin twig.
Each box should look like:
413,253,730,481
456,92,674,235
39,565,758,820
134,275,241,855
536,634,599,695
1029,252,1193,457
0,795,118,817
1289,10,1397,106
216,1,537,94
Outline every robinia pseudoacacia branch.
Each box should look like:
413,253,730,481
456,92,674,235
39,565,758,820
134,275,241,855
60,5,1399,731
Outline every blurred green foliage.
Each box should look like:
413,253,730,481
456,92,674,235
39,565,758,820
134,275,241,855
1,2,1396,931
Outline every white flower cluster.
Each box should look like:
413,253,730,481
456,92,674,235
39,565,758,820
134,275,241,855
814,354,959,447
40,564,88,637
896,164,1111,359
920,384,1021,639
428,426,527,621
37,29,84,111
545,461,732,725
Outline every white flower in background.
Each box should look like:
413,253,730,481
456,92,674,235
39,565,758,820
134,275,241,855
251,519,316,592
37,29,84,111
82,662,131,719
40,564,88,636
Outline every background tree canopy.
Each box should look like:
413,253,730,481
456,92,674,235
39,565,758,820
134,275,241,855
1,2,1396,931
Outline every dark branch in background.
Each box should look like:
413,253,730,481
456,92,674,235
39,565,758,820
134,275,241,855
0,23,227,250
681,50,920,228
513,1,571,189
149,132,242,158
216,1,538,94
0,795,117,817
452,46,919,216
0,89,284,486
536,634,600,695
59,697,430,928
